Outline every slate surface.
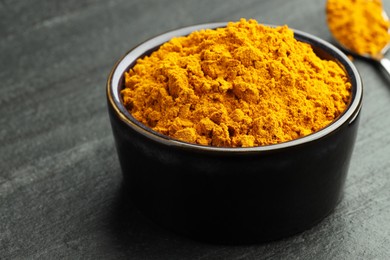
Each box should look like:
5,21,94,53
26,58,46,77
1,0,390,259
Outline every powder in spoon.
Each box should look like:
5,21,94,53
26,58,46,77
326,0,390,56
121,18,351,147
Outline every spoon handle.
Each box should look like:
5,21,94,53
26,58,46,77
378,57,390,82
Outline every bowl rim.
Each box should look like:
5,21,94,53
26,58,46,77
107,22,363,152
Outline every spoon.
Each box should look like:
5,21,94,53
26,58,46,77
326,1,390,81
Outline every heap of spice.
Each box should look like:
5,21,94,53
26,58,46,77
326,0,390,56
121,18,351,147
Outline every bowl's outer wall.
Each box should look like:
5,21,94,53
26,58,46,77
108,102,360,243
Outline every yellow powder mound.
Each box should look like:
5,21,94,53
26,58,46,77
327,0,390,56
122,18,351,147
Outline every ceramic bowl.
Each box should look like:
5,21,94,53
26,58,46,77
106,23,363,244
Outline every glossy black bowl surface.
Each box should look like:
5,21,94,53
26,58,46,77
107,23,363,244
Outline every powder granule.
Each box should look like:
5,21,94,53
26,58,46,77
326,0,390,56
122,18,351,147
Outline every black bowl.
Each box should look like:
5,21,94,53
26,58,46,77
106,23,363,244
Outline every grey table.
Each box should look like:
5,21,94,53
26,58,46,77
1,0,390,259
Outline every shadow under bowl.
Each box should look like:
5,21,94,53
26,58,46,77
106,23,363,244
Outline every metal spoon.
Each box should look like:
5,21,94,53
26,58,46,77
327,9,390,81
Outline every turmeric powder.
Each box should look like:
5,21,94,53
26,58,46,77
326,0,390,56
121,18,351,147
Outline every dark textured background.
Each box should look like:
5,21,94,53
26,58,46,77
1,0,390,259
